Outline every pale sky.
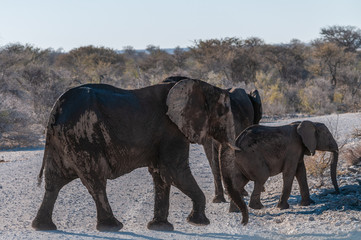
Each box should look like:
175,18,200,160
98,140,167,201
1,0,360,51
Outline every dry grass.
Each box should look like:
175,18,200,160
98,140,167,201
351,127,361,138
341,141,361,166
339,127,361,166
304,152,332,186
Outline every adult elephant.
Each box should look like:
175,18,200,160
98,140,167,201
164,76,262,205
229,121,339,211
32,78,248,232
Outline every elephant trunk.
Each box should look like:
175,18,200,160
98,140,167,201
330,150,340,193
219,144,248,225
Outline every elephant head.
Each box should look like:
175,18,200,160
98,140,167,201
167,79,236,146
296,121,339,193
166,79,248,225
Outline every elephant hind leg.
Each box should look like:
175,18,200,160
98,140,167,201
79,175,122,232
32,173,73,231
249,180,266,209
228,174,249,213
147,167,174,231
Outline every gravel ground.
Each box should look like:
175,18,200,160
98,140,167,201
0,112,360,239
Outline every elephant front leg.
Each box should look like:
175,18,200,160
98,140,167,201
170,167,210,226
296,160,315,206
80,176,122,232
147,168,174,231
204,143,226,203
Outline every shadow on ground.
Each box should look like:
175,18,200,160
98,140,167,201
252,184,361,218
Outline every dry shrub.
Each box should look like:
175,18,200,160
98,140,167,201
351,128,361,138
255,72,287,116
304,151,332,186
340,127,361,166
298,78,336,114
341,141,361,166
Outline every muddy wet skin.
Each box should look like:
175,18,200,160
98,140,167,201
32,78,248,231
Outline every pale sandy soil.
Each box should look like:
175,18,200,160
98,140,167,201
0,112,360,239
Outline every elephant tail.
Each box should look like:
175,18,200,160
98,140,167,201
37,160,45,187
37,146,48,187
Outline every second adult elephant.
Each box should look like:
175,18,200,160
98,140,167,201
229,121,339,211
32,78,249,232
204,87,262,204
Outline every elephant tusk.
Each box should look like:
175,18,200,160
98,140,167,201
227,143,241,151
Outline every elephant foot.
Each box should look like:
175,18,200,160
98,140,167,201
96,217,123,232
187,211,210,226
212,195,227,203
228,201,240,213
277,201,289,210
32,217,57,231
147,219,174,231
300,198,315,206
249,200,264,210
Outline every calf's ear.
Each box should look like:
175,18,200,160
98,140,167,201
296,121,316,155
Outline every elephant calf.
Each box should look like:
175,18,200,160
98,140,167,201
230,120,339,211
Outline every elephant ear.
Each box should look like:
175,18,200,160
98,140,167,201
166,79,209,144
297,121,316,155
248,89,262,124
167,79,236,146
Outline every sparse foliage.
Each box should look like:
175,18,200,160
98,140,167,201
1,25,361,149
341,128,361,166
351,128,361,139
320,25,361,52
342,142,361,166
304,151,332,187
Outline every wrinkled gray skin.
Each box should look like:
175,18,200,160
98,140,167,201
32,78,249,232
204,88,262,204
164,76,263,206
229,121,339,212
